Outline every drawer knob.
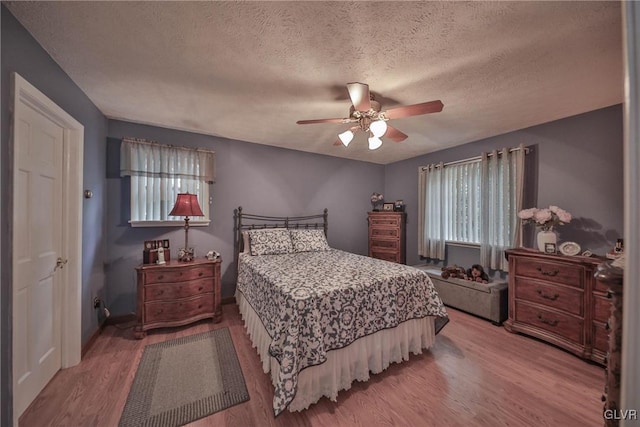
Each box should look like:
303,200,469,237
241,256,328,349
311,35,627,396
198,305,202,309
157,309,163,314
198,286,203,291
536,289,559,301
536,313,559,327
157,290,164,296
199,272,204,277
157,275,164,280
536,267,559,277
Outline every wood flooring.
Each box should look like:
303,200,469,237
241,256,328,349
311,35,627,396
19,304,605,427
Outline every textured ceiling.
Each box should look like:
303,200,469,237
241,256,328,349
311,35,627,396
4,1,623,164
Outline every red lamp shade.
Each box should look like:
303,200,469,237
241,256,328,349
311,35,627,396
169,193,204,217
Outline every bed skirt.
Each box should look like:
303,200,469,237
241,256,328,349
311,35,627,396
235,290,436,412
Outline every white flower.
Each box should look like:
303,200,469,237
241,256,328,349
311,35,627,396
518,205,573,231
534,209,552,224
517,208,537,220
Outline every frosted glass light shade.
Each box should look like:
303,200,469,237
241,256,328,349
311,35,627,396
338,130,354,147
370,120,387,137
368,136,382,150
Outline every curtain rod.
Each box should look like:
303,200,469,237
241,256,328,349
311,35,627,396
420,146,530,170
122,137,216,155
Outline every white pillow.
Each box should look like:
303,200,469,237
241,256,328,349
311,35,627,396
289,229,330,252
247,229,294,256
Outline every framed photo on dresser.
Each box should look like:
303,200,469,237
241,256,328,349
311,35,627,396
382,203,394,211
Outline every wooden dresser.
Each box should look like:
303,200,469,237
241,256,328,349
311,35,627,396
134,258,222,339
504,248,607,364
368,211,406,264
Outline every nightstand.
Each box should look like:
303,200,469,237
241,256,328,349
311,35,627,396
134,258,222,339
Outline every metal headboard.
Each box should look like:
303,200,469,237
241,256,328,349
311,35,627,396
233,206,328,266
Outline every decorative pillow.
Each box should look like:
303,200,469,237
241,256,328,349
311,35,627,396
289,229,330,252
248,229,293,256
241,231,250,254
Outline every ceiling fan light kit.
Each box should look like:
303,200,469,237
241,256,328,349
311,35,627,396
296,82,443,151
370,119,388,138
338,129,354,147
368,136,383,150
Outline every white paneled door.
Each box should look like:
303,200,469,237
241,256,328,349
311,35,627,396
12,74,84,425
12,85,64,419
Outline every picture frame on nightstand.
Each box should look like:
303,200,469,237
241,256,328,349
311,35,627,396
382,203,394,211
544,242,557,254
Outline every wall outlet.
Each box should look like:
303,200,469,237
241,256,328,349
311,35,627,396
93,297,101,309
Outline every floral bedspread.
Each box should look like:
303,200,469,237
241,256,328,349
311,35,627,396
236,249,448,416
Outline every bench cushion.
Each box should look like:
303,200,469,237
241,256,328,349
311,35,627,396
414,266,508,324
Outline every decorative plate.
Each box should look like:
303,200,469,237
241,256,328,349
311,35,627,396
559,241,581,256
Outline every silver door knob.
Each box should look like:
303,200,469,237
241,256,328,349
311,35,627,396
55,257,68,271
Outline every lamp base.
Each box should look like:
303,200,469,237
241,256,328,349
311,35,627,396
177,247,195,262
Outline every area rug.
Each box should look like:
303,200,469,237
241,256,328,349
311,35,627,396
119,328,249,427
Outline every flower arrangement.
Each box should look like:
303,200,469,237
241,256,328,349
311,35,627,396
370,192,384,210
518,205,572,231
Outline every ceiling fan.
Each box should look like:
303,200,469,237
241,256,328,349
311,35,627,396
296,82,444,150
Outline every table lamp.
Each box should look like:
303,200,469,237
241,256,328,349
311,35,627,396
169,192,204,261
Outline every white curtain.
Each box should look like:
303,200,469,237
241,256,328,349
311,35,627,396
120,138,215,222
479,144,525,270
418,162,445,259
443,161,481,243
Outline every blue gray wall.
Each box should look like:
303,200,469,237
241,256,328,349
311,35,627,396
1,5,109,425
384,104,624,269
106,120,384,315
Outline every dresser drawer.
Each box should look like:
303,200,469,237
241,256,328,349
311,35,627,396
371,250,398,263
144,277,214,302
371,227,399,238
515,258,583,288
514,279,583,316
515,301,584,344
145,294,214,323
370,239,399,251
593,322,609,353
593,294,610,323
144,265,213,284
369,216,400,227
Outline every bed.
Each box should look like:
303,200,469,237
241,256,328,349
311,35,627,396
233,207,449,416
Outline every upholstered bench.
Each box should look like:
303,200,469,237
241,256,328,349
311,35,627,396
414,266,508,325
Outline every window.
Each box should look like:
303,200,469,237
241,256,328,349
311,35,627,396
418,145,525,270
120,138,215,227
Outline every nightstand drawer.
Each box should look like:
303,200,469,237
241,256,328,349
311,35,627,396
514,279,583,316
515,301,584,344
145,294,214,323
144,266,213,284
144,277,214,302
515,258,583,288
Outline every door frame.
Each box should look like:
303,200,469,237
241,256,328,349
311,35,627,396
11,73,84,384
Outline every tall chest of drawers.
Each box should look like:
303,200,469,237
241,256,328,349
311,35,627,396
134,258,222,339
368,212,406,264
504,248,607,364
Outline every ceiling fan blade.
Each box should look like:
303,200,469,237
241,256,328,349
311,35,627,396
384,125,408,142
346,82,371,112
296,118,349,125
384,100,444,120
